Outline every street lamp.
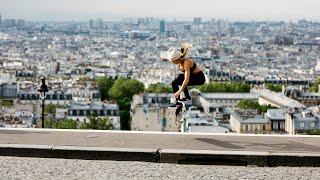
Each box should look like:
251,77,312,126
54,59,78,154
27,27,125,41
38,77,48,128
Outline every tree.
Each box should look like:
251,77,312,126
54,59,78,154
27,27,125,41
146,83,173,93
44,119,55,128
84,114,113,130
44,118,77,129
237,100,276,114
310,78,320,93
45,104,57,115
108,78,144,130
199,82,250,93
1,100,13,107
108,78,144,101
55,119,78,129
97,76,115,101
306,130,320,135
266,84,283,92
120,110,131,130
97,117,114,130
237,99,260,110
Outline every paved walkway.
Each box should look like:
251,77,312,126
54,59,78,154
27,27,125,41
0,128,320,166
1,156,319,180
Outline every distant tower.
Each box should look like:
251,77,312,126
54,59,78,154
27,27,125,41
193,17,202,30
96,18,103,29
193,17,201,25
211,38,219,59
210,18,216,34
55,62,60,74
160,20,165,34
89,19,94,29
17,19,25,27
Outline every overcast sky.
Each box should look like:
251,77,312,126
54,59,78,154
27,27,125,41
0,0,319,21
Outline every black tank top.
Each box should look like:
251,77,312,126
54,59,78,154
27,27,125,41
181,62,197,73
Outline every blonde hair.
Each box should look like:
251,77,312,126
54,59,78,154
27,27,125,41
167,42,192,62
180,43,192,59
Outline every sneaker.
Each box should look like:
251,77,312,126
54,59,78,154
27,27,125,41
178,97,191,103
168,102,182,109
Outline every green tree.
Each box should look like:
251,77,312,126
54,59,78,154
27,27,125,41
97,117,114,130
146,83,173,93
45,104,57,115
310,78,320,92
237,100,276,114
44,119,55,128
97,76,115,101
306,130,320,135
1,100,13,107
84,114,113,130
266,84,283,92
108,78,144,101
237,99,260,110
44,118,78,129
199,82,250,93
120,109,131,130
108,78,144,130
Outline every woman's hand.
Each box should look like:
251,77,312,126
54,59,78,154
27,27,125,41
174,91,181,99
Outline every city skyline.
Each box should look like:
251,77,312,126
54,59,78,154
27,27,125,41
0,0,319,22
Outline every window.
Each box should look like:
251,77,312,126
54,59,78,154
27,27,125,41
273,122,278,130
300,122,304,128
162,118,167,127
310,122,315,128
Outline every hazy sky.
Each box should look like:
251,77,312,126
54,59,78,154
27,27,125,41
0,0,319,21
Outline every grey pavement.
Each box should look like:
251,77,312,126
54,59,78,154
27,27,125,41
0,156,319,180
0,128,320,166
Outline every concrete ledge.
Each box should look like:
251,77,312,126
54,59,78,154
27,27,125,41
0,129,320,167
1,144,320,166
0,144,54,158
159,149,269,166
0,144,158,162
51,146,159,162
159,149,320,167
268,152,320,167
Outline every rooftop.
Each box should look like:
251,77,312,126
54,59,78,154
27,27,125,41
202,93,259,100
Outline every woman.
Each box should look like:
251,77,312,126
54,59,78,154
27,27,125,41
166,43,206,114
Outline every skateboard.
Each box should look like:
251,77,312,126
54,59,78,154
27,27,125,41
168,101,189,131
